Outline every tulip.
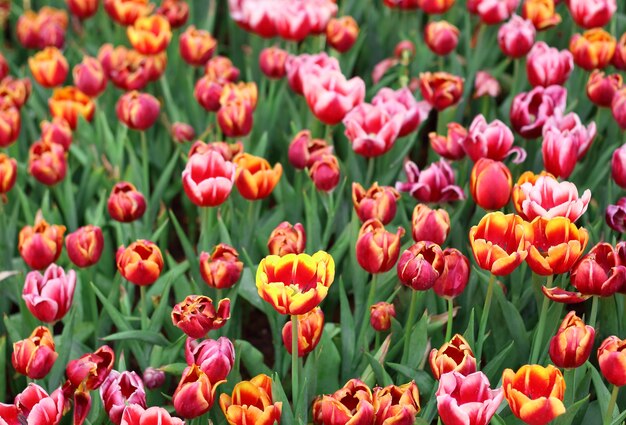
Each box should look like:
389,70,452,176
433,248,471,299
343,103,403,157
185,337,235,383
171,295,230,338
541,127,579,179
371,87,431,137
116,91,160,131
107,181,146,222
418,0,454,13
12,326,58,379
40,117,72,151
194,75,224,112
309,154,341,192
0,99,21,147
326,16,359,53
4,384,64,425
66,345,115,390
259,47,289,79
156,0,189,28
473,71,501,99
613,87,626,129
273,3,311,41
526,42,573,88
510,85,566,139
48,86,95,129
549,311,595,369
188,140,243,161
65,226,103,269
18,217,65,270
303,69,365,125
371,58,399,85
173,364,222,418
99,45,150,91
72,56,107,98
469,212,528,275
570,29,616,71
0,76,32,109
370,302,396,332
570,243,626,297
0,153,17,195
502,364,566,425
256,251,335,315
464,115,519,162
267,222,306,257
429,123,467,161
430,334,477,380
142,367,165,390
121,405,184,425
587,70,622,108
219,82,258,111
103,0,153,26
352,182,400,225
233,153,282,200
397,241,445,291
314,379,375,425
218,99,254,137
288,132,332,170
67,0,99,19
219,374,282,425
545,109,596,159
396,160,465,203
205,55,240,82
99,370,146,425
17,8,67,49
419,72,464,111
437,371,504,425
182,150,236,207
179,26,217,66
498,15,536,58
606,197,626,233
526,217,588,275
567,0,617,29
411,204,450,245
28,47,68,88
23,264,76,323
424,21,459,56
614,33,626,70
199,244,243,289
285,52,340,95
116,240,164,286
597,336,626,386
282,306,324,356
356,219,405,274
28,140,67,186
373,382,421,425
127,15,171,55
512,173,591,222
470,159,513,211
383,0,420,9
522,0,561,30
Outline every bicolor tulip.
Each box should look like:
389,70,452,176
182,150,236,207
302,69,365,125
233,153,282,200
199,244,243,289
498,15,536,58
526,42,573,88
121,405,184,425
23,264,76,323
326,16,359,53
433,248,471,299
66,345,115,390
470,159,512,211
343,103,403,157
397,241,445,291
549,311,595,369
116,240,164,286
352,182,400,225
173,365,221,419
607,197,626,233
429,123,467,161
28,47,68,88
288,131,332,169
396,160,465,203
259,47,289,79
103,0,153,26
370,302,396,332
185,337,235,383
424,21,459,56
18,217,65,270
430,334,477,380
28,140,67,186
597,336,626,386
116,91,160,130
171,295,230,338
0,153,17,194
267,222,306,257
356,219,405,274
73,56,107,97
569,29,616,71
510,85,566,139
127,15,171,55
437,371,503,425
12,326,57,379
411,204,450,245
418,0,454,13
157,0,189,28
309,154,341,192
313,379,375,425
282,306,324,356
522,0,561,30
67,0,99,19
107,181,146,223
371,87,431,137
48,86,95,129
0,99,20,147
99,370,146,425
419,72,464,111
217,99,254,137
180,26,217,66
373,382,421,425
587,70,622,108
567,0,617,29
40,117,72,151
219,374,282,425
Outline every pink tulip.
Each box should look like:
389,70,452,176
22,264,76,323
302,68,365,125
121,405,184,425
285,52,339,95
372,87,431,137
470,0,520,24
464,114,525,163
343,103,403,157
567,0,617,29
544,110,596,159
100,370,147,425
274,3,311,41
182,150,236,207
430,123,467,161
185,337,235,383
396,160,465,203
371,58,399,85
473,71,501,98
516,175,591,222
607,198,626,233
542,127,580,179
4,384,65,425
510,85,567,139
611,143,626,188
526,42,574,87
498,15,536,58
436,371,504,425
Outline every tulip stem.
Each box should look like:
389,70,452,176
402,290,420,362
445,298,454,342
604,385,620,425
530,274,553,364
358,274,378,352
476,274,495,366
365,158,375,186
589,296,599,330
291,314,299,406
565,368,576,406
140,131,149,197
140,286,148,330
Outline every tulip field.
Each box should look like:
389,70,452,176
4,0,626,424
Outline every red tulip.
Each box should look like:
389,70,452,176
597,336,626,386
356,219,405,274
171,295,231,338
397,241,445,291
18,217,65,270
116,91,160,130
370,302,396,332
173,365,221,418
116,240,164,286
470,159,512,210
12,326,58,379
28,140,67,186
549,311,595,369
107,181,146,223
185,336,235,383
66,345,115,391
433,248,471,299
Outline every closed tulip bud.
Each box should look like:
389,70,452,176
171,295,230,338
157,0,189,28
570,29,616,71
12,326,58,379
41,117,72,151
23,263,76,323
309,154,341,192
288,130,333,169
373,382,421,425
429,123,467,161
0,98,21,147
303,69,365,125
597,336,626,386
107,181,146,222
418,0,454,13
170,122,195,143
67,0,99,20
73,56,107,97
612,87,626,130
469,212,528,275
0,76,32,109
182,150,235,207
18,217,65,270
127,15,171,55
282,306,324,357
116,91,160,131
394,40,416,61
121,405,184,425
326,16,359,53
411,204,450,245
218,99,253,138
433,248,471,299
233,153,282,200
370,302,396,332
510,85,567,139
470,159,512,211
0,153,17,195
343,103,403,158
104,0,153,26
179,26,216,66
28,140,67,186
398,241,445,291
219,374,282,425
613,144,626,188
205,55,240,82
65,225,104,268
542,126,580,179
173,365,221,419
465,115,519,162
548,311,594,369
100,370,146,425
606,198,626,233
614,33,626,70
352,182,400,225
66,345,115,390
522,0,561,30
502,365,566,425
430,334,477,380
419,72,464,111
267,221,306,257
568,0,616,29
588,70,623,108
526,42,574,88
316,379,375,425
116,240,164,286
142,367,165,390
356,219,405,274
48,86,95,130
424,21,459,56
259,47,289,79
185,337,235,383
194,75,223,112
199,244,243,289
498,15,536,58
28,47,68,88
570,242,626,297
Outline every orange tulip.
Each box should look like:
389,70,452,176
282,306,324,356
0,153,17,195
48,86,95,129
419,71,464,111
469,212,528,276
313,379,375,425
127,15,172,55
219,374,282,425
502,365,566,425
28,47,68,88
179,26,217,66
104,0,153,26
549,311,595,369
522,0,561,30
570,29,616,71
18,216,65,270
326,16,359,53
525,217,588,275
256,251,335,315
267,221,306,256
199,244,243,290
116,240,164,286
372,382,420,425
233,153,282,200
429,334,477,380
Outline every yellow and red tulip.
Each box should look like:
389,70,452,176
356,219,405,274
127,15,172,55
18,217,65,270
65,225,104,268
48,86,95,129
12,326,58,379
219,374,282,425
28,47,68,88
282,306,324,357
199,244,243,290
116,239,164,286
267,221,306,257
171,295,231,338
429,334,477,380
549,311,595,369
233,153,282,200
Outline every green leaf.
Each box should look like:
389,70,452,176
237,267,265,312
363,351,393,387
313,328,341,395
160,363,187,375
102,330,170,347
338,278,355,380
236,339,272,377
407,313,429,368
610,408,626,425
47,310,76,389
590,362,612,417
0,336,5,402
550,396,589,425
483,341,514,385
272,372,294,425
147,152,180,225
148,276,175,334
493,282,530,361
491,414,507,425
